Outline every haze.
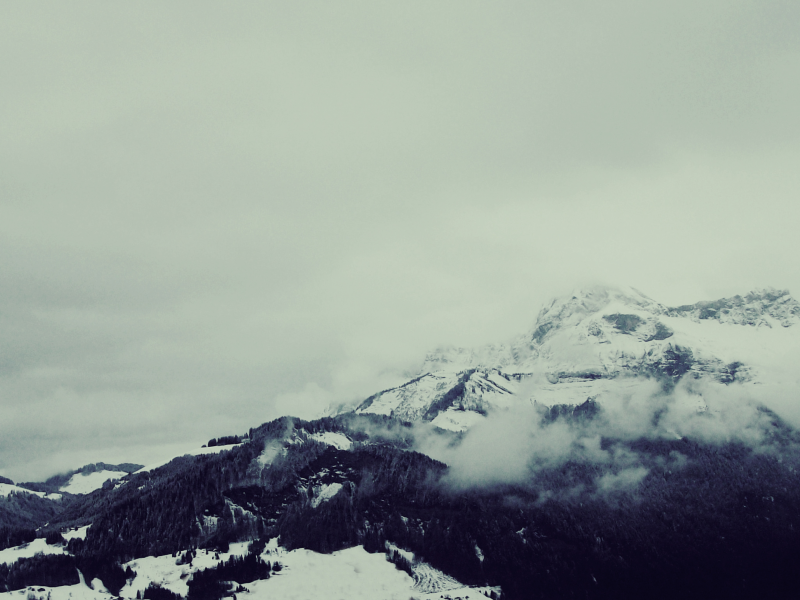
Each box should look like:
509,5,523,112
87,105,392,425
1,1,799,481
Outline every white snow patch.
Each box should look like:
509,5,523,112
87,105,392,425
310,482,343,508
250,542,490,600
0,538,66,565
3,540,492,600
60,470,128,495
246,545,412,600
356,373,462,421
62,524,91,541
410,287,800,429
0,482,49,499
309,431,352,450
121,543,251,598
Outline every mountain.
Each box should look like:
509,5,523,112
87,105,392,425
18,463,144,496
0,482,63,530
354,286,800,429
2,287,800,600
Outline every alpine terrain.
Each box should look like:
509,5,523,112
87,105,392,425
2,286,800,600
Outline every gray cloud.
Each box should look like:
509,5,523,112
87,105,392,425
417,376,794,497
1,1,799,481
595,467,649,494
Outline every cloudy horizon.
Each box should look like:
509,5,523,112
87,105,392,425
2,1,799,482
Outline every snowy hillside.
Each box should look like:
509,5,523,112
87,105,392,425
0,537,491,600
60,470,130,495
1,379,798,599
0,538,67,566
0,482,61,501
353,286,800,429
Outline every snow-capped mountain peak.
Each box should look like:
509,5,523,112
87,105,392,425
356,287,799,430
420,286,667,375
665,287,800,328
531,285,665,330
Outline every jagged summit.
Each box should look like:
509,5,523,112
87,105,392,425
666,288,799,328
533,285,665,325
424,286,798,373
17,462,144,496
420,285,666,374
354,286,799,429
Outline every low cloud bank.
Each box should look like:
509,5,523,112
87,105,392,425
413,376,795,498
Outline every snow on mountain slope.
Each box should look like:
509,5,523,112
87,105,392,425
422,286,798,377
309,431,352,450
244,540,495,600
0,539,485,600
0,579,110,600
353,286,800,425
245,545,412,600
354,368,528,427
62,525,90,541
0,538,67,565
60,470,129,494
120,542,252,597
356,372,463,420
0,482,61,500
666,288,800,327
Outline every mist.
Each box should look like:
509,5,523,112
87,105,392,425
415,376,793,498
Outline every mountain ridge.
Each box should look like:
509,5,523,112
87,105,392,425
350,286,799,428
2,285,800,600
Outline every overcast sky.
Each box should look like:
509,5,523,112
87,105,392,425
2,1,799,481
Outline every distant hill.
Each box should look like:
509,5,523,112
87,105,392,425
18,462,143,496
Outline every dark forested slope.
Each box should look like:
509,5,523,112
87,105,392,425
9,409,790,599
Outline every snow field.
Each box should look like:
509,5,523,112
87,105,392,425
245,545,414,600
62,525,91,542
0,538,66,566
309,431,352,450
356,373,461,420
0,536,491,600
122,540,490,600
121,542,251,597
0,482,60,501
0,526,88,567
60,471,129,495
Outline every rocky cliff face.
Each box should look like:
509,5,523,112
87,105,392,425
665,288,800,327
352,287,800,428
